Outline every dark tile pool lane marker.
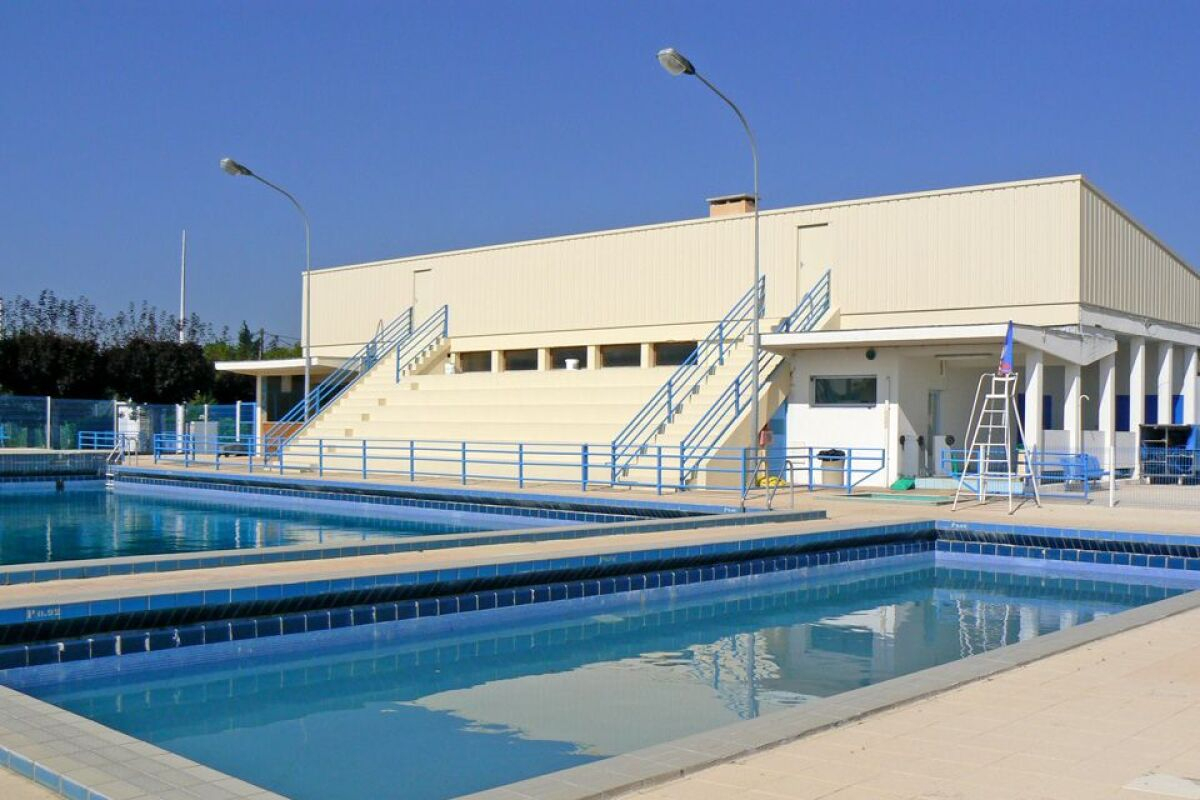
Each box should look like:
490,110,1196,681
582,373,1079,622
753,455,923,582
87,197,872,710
458,587,1200,800
0,506,827,586
0,523,932,653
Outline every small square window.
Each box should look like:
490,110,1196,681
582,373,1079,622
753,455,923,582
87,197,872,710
458,352,492,373
600,344,641,368
653,341,698,367
813,376,877,406
551,347,588,369
504,349,538,371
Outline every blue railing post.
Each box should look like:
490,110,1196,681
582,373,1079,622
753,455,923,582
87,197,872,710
278,443,284,475
740,447,748,498
248,440,254,473
609,443,616,486
318,439,324,477
846,450,853,495
718,322,725,365
656,446,663,495
409,440,415,482
461,441,467,485
362,439,368,479
666,383,674,424
518,443,525,488
734,376,741,414
581,444,589,492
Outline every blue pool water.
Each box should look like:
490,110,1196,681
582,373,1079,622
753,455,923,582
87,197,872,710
0,489,555,566
11,553,1189,800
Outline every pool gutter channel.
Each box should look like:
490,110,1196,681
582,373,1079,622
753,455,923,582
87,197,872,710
457,587,1200,800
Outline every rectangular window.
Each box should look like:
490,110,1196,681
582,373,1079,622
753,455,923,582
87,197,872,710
653,341,697,367
813,376,877,406
551,346,588,369
458,352,492,373
600,344,641,368
503,349,538,371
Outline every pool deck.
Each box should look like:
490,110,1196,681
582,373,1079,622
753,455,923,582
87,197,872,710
3,468,1200,799
627,602,1200,800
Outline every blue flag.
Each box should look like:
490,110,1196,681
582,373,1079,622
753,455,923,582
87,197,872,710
998,322,1014,375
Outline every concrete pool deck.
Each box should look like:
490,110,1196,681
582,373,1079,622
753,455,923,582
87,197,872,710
625,601,1200,800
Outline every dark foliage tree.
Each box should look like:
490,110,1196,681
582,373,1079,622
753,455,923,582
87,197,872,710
104,340,214,404
0,333,105,397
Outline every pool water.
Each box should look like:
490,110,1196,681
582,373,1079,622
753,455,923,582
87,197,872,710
10,554,1187,800
0,490,548,566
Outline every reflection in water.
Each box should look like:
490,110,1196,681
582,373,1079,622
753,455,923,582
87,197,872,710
14,558,1182,800
0,490,540,565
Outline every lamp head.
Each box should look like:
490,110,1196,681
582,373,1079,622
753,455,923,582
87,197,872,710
657,48,695,76
220,157,253,177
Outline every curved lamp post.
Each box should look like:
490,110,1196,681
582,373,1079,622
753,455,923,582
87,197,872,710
220,158,314,420
657,48,763,501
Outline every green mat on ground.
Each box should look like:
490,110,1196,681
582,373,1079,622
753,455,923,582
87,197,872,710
890,477,916,491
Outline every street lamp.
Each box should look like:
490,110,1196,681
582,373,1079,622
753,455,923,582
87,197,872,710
220,157,314,420
656,48,763,502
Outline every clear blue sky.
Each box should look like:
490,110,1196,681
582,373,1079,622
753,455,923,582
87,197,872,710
2,1,1197,340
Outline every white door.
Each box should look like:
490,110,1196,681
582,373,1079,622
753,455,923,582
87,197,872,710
412,269,432,321
794,224,830,307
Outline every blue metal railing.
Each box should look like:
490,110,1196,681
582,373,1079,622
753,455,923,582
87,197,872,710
394,306,449,382
610,279,765,475
676,345,776,484
942,447,1104,501
268,307,414,443
77,431,118,450
672,270,834,485
151,432,884,497
775,269,831,333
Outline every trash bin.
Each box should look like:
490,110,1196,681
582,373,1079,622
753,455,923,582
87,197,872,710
817,448,846,488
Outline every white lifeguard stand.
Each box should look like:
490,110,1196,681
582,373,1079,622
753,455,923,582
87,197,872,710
953,370,1042,514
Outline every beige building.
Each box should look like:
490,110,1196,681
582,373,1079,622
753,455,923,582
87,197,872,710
219,175,1200,488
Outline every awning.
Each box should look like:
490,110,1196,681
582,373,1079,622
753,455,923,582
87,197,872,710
762,323,1118,366
214,357,348,377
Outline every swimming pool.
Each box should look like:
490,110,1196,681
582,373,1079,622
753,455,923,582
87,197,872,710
7,548,1192,800
0,489,566,566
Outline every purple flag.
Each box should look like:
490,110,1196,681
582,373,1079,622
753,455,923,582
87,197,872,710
998,322,1014,375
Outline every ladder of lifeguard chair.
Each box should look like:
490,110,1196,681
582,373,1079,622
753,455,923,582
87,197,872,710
953,372,1041,514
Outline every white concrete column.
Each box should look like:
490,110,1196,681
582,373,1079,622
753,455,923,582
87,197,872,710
1064,363,1082,453
1129,337,1146,477
1157,342,1175,424
1023,350,1044,454
254,376,264,436
537,348,550,371
586,345,600,370
1098,353,1116,468
640,343,653,369
1183,347,1199,425
490,350,503,373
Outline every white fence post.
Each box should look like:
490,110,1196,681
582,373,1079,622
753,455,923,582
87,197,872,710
44,396,51,450
1108,444,1117,508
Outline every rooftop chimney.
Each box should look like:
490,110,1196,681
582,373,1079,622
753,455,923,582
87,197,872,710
707,193,756,218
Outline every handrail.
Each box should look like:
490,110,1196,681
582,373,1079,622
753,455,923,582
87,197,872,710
151,431,885,496
268,307,414,442
775,269,831,333
610,278,765,473
394,306,449,382
674,270,833,485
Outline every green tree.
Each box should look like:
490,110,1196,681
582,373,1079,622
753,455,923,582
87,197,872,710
104,340,213,404
0,332,105,397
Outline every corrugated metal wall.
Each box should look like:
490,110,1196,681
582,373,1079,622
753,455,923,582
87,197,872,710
1081,184,1200,328
308,177,1085,354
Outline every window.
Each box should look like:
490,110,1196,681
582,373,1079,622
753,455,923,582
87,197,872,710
458,352,492,373
813,376,877,406
653,341,697,367
551,346,588,369
503,349,537,371
600,344,641,368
